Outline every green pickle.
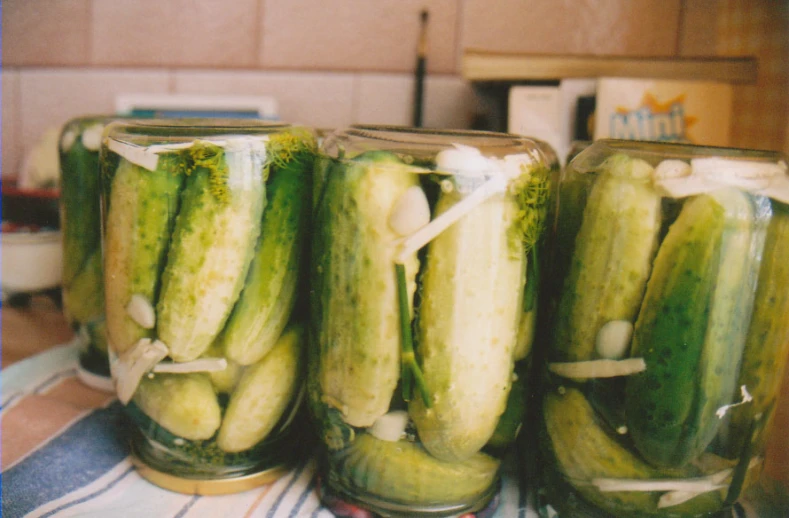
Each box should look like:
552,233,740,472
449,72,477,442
309,126,553,515
539,140,789,517
100,120,315,490
59,116,118,386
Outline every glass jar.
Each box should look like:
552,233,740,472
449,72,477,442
59,116,116,390
537,139,789,517
100,119,315,493
309,125,554,516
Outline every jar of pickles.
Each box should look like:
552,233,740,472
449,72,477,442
60,116,116,390
99,119,315,493
309,126,554,515
537,139,789,517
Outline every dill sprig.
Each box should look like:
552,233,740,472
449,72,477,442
162,140,229,203
509,163,551,255
264,128,317,179
396,263,431,407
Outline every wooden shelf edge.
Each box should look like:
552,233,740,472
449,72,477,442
462,51,758,84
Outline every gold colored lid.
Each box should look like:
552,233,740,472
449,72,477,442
130,451,290,496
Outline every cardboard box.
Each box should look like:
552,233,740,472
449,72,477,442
508,79,596,164
593,78,733,147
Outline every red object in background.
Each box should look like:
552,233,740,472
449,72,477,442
1,179,61,199
1,177,60,228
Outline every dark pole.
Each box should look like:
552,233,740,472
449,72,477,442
412,10,429,128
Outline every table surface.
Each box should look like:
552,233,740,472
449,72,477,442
1,295,73,366
0,296,534,518
2,296,788,517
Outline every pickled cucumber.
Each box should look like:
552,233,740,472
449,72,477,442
157,140,266,362
202,343,243,394
219,146,311,365
409,188,524,461
553,154,662,362
726,201,789,453
60,120,103,288
307,326,356,452
626,189,764,468
104,156,184,353
486,368,526,450
313,151,420,428
331,433,499,505
133,373,221,441
62,249,103,325
544,388,660,514
217,325,304,452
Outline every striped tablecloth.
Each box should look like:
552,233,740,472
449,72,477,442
1,341,536,518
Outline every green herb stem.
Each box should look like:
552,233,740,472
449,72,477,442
395,263,431,407
524,246,539,312
724,414,759,506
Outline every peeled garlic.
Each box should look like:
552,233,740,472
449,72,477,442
369,410,409,442
435,143,495,177
389,186,431,237
126,294,156,329
81,123,105,151
595,320,634,359
499,153,537,181
113,338,169,404
653,159,691,181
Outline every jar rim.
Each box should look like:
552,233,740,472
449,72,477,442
345,124,531,147
322,124,552,166
577,138,786,164
568,139,788,176
117,118,288,130
104,119,296,146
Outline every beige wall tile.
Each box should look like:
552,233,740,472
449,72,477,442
1,0,91,66
678,0,721,56
463,0,681,57
353,74,477,129
260,0,459,74
354,75,413,126
92,0,259,68
18,69,171,158
423,76,479,129
2,70,22,178
173,70,355,128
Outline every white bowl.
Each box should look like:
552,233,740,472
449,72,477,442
1,229,63,294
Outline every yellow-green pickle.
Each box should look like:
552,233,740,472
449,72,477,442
537,139,789,517
59,116,119,390
309,126,554,516
99,119,315,493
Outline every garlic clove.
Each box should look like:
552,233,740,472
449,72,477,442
126,293,156,329
113,338,169,404
389,185,431,237
595,320,634,359
81,123,105,151
653,159,691,181
369,410,410,442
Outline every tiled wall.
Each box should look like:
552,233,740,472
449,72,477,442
1,0,786,179
0,0,687,178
